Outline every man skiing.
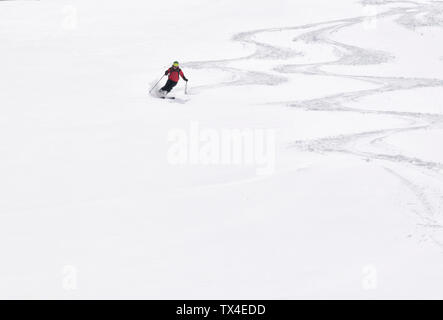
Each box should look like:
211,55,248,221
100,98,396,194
159,61,188,95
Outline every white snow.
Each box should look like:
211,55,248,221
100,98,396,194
1,0,443,299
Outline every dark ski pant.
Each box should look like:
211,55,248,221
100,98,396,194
161,79,177,93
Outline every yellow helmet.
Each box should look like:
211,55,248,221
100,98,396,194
173,61,179,67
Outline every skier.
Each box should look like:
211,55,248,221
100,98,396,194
159,61,188,95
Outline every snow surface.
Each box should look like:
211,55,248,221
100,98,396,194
1,0,443,299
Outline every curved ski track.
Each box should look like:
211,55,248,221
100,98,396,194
184,0,443,247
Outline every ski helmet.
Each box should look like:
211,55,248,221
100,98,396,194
173,61,179,67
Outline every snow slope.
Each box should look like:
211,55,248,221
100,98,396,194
1,0,443,299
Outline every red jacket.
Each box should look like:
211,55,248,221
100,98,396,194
165,67,187,82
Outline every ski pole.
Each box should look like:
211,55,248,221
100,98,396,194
185,81,188,95
149,75,165,93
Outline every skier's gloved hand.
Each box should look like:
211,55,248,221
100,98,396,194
164,71,169,75
184,78,188,82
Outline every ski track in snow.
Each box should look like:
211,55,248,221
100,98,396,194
185,0,443,247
